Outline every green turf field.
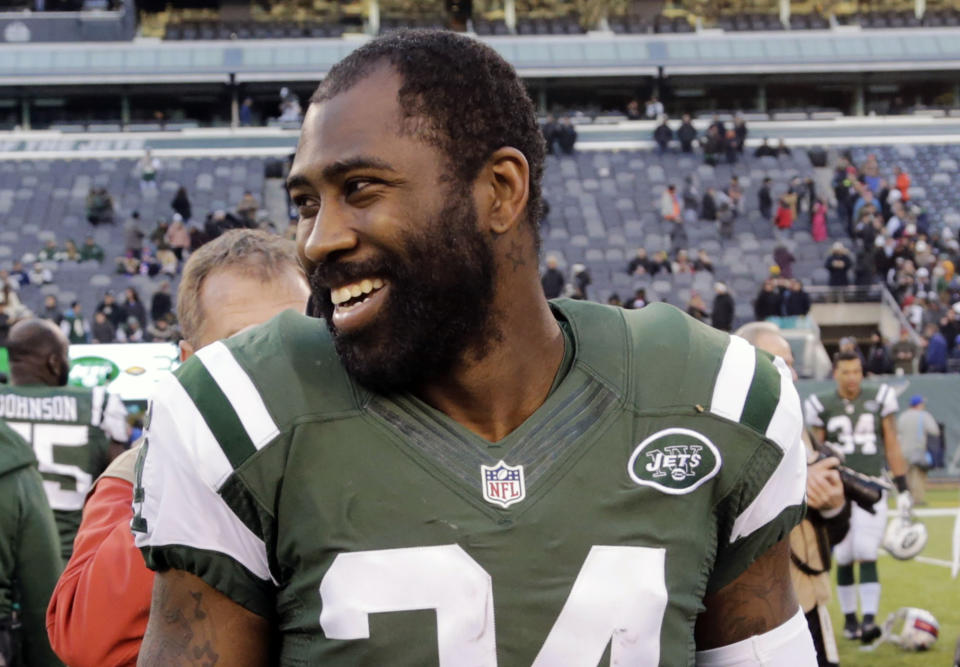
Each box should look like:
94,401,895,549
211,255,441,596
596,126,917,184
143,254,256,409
827,486,960,666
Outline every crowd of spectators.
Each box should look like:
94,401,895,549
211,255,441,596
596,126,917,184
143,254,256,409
812,151,960,372
535,119,959,374
1,152,277,347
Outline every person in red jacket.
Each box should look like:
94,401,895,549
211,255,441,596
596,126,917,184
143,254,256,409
45,229,310,666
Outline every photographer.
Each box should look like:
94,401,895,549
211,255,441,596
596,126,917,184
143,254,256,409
738,322,850,667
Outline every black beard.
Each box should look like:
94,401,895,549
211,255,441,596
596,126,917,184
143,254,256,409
308,189,500,394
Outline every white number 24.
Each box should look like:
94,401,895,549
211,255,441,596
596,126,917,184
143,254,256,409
320,544,667,666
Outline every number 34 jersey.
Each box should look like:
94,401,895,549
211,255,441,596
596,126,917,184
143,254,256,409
134,300,807,667
0,384,128,558
803,385,898,477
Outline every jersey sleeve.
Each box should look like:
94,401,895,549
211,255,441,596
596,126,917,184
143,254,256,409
93,388,130,444
707,339,807,593
132,360,278,619
803,393,825,428
877,384,899,418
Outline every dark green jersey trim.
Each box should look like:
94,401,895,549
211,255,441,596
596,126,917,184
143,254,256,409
176,358,255,471
740,351,782,436
707,503,805,594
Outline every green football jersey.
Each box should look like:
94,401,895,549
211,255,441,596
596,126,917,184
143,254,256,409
804,384,898,477
134,300,807,666
0,384,128,558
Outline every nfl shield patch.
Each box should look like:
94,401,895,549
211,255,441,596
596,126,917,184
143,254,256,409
481,460,526,508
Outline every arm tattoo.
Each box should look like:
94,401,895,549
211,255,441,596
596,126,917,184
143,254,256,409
695,540,797,649
141,572,221,666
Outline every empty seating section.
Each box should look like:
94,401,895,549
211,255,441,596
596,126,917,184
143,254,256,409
1,156,266,319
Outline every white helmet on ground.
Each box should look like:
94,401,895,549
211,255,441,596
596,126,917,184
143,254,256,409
883,515,928,560
883,607,939,651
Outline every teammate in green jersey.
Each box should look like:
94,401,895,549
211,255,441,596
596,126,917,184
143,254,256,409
135,30,815,666
3,319,129,559
804,351,909,645
0,419,64,666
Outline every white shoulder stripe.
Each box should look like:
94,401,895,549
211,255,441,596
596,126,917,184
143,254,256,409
137,372,275,584
729,357,807,543
808,394,823,412
196,342,280,451
90,385,105,427
156,372,235,491
710,335,756,423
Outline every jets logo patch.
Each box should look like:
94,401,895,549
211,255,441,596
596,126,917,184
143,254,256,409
481,460,525,508
627,427,721,495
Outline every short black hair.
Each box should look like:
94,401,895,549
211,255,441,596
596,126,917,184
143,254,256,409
834,350,862,367
311,29,546,244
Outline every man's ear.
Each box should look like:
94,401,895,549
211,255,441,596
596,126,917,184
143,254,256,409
482,147,530,236
48,352,66,385
179,339,194,362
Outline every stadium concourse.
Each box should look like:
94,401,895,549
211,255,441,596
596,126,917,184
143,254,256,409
2,118,960,359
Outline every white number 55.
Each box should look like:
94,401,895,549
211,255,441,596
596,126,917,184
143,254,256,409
320,544,667,666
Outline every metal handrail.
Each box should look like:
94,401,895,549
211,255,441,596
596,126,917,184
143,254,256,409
880,283,924,346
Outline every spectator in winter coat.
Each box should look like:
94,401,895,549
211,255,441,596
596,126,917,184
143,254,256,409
91,311,115,344
676,114,697,153
864,332,892,375
753,279,782,321
894,166,911,203
80,237,105,263
41,295,64,326
653,120,673,153
753,138,776,158
164,217,191,261
96,292,125,331
774,245,795,279
774,197,794,232
811,199,828,243
540,256,565,299
627,248,653,276
782,279,811,317
29,262,54,286
758,178,773,221
171,186,192,222
701,188,717,221
61,302,90,344
923,323,948,372
711,282,735,332
825,242,853,287
121,288,147,329
150,282,173,323
891,329,919,374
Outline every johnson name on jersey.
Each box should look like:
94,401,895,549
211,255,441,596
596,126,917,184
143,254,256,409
1,384,128,558
134,300,807,666
804,384,898,477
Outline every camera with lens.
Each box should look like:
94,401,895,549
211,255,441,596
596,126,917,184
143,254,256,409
813,447,888,513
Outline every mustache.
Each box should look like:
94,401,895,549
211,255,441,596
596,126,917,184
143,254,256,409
307,257,397,291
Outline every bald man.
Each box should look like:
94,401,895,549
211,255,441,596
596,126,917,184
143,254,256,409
3,319,129,560
737,322,849,667
47,229,310,667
